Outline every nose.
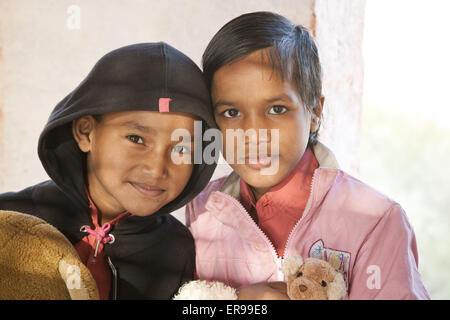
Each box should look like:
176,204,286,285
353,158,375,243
243,112,263,128
299,284,307,292
142,149,168,180
241,114,271,145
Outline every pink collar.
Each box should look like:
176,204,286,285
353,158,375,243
239,147,319,222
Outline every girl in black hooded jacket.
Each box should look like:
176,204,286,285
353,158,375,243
0,42,217,299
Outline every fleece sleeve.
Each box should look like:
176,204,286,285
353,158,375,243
348,204,430,299
184,201,200,280
185,201,193,228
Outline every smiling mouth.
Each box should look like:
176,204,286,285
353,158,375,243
130,182,166,198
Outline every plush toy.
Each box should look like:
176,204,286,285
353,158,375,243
173,256,347,300
0,210,99,300
281,256,347,300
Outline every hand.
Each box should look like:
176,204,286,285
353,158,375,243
237,281,289,300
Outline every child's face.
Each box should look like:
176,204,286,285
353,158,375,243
73,111,195,220
211,49,315,196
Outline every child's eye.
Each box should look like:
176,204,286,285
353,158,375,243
222,109,241,118
172,145,191,154
127,135,144,144
268,105,287,115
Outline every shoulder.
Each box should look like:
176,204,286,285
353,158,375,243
187,175,228,208
184,174,230,225
331,170,398,211
164,214,194,241
0,183,40,214
0,180,71,212
155,214,195,260
150,214,195,254
323,169,405,230
0,181,87,243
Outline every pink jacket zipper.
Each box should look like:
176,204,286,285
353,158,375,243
213,191,282,279
282,168,319,258
212,168,320,281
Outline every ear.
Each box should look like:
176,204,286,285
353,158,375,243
282,255,304,278
310,96,324,133
58,259,93,300
326,271,347,300
72,115,97,153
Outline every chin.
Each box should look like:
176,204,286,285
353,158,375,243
120,186,171,216
122,201,165,217
235,165,288,190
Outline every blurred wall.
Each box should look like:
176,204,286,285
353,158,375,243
0,0,366,222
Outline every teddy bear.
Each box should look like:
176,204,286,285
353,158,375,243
0,210,99,300
173,255,347,300
281,255,347,300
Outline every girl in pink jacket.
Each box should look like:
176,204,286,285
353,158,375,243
186,11,429,299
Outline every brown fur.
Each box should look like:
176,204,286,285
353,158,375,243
0,210,99,299
284,257,347,300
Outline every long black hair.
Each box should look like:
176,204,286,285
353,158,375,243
202,11,323,146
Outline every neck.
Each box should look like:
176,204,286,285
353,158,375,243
250,186,271,202
97,211,117,226
86,177,124,226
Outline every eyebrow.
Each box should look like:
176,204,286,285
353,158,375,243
213,100,235,108
264,94,294,104
214,94,294,108
119,121,153,133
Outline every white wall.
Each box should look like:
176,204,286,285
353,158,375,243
0,0,365,223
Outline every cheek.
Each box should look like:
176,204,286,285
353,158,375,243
219,125,241,163
278,118,310,160
214,116,226,129
168,164,193,195
216,120,238,146
91,143,133,179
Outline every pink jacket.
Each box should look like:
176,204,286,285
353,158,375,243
186,142,430,299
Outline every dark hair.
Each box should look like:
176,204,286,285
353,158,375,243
92,114,102,122
202,11,322,146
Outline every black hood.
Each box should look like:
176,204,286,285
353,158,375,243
37,42,217,217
